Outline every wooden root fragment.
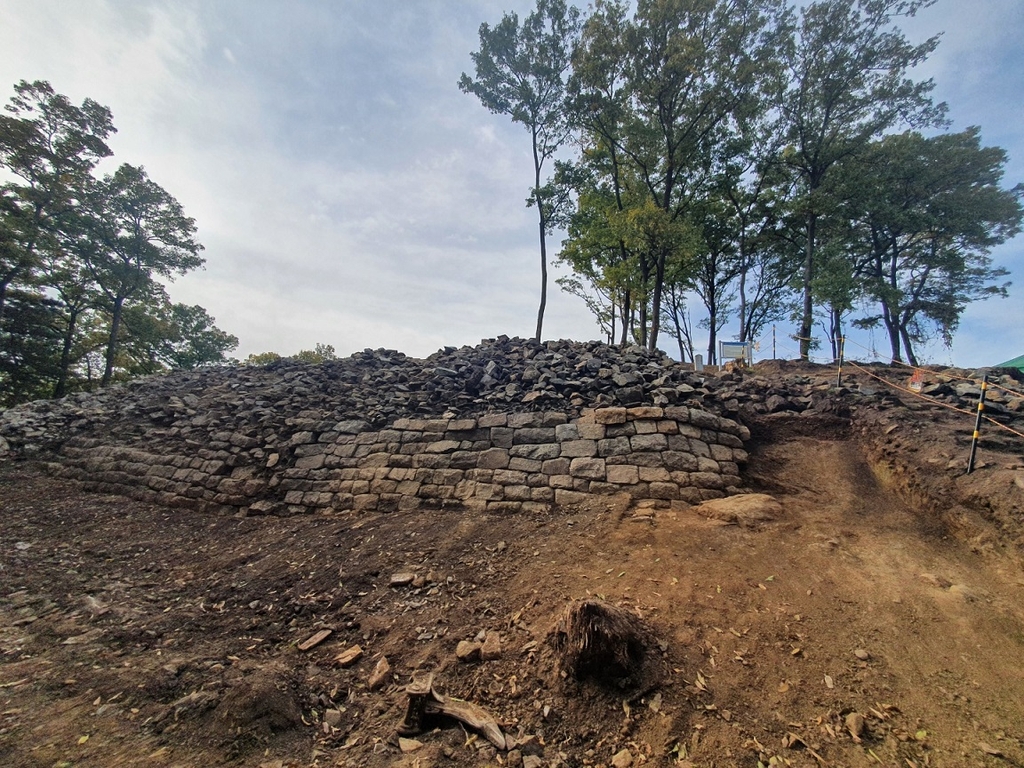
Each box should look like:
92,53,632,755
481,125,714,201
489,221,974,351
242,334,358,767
397,671,506,750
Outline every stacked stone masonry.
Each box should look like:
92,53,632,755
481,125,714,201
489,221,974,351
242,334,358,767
58,406,750,516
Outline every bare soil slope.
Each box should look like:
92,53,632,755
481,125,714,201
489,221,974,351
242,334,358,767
2,397,1024,767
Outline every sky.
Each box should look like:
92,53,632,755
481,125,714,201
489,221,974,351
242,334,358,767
0,0,1022,368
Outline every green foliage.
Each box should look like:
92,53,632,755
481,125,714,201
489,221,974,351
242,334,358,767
0,80,233,405
243,343,336,366
460,0,582,341
293,343,337,364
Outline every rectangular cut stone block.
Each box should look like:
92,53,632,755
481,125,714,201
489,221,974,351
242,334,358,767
657,420,680,434
605,423,636,438
453,480,477,499
508,413,544,428
663,451,698,472
369,479,398,494
560,440,598,458
697,457,720,474
353,494,378,511
513,427,556,444
572,478,591,491
576,422,606,440
677,487,704,504
570,457,606,480
494,468,528,485
554,489,590,505
413,454,451,469
509,457,542,473
540,412,568,426
648,482,679,500
450,451,479,469
474,483,503,500
555,424,579,441
504,485,532,501
689,440,711,458
479,448,512,473
598,437,631,457
510,444,561,461
690,409,721,429
719,461,739,476
630,434,668,452
487,501,523,514
490,427,514,448
531,487,555,502
594,407,627,425
448,418,477,431
606,464,640,484
478,413,508,428
542,458,570,475
425,440,461,453
625,453,665,468
634,420,658,435
466,468,494,482
396,480,422,495
719,433,744,448
639,466,671,482
732,448,748,464
690,471,725,489
628,407,664,419
710,444,733,462
549,474,574,489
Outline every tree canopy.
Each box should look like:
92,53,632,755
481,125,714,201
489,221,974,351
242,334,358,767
0,80,236,406
464,0,1020,364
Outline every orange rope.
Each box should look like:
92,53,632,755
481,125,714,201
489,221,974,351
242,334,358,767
845,360,1024,441
842,336,1024,400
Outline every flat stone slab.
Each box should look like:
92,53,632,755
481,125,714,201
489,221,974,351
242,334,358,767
695,493,782,527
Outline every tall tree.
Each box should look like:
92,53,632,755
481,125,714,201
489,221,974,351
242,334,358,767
780,0,945,359
460,0,582,342
842,129,1022,363
565,0,791,351
82,164,204,386
0,80,114,325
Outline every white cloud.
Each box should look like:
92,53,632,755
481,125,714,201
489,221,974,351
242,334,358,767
1,0,1020,366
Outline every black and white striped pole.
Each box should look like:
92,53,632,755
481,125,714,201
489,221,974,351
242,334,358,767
967,375,988,475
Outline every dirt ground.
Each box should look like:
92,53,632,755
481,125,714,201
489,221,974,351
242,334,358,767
2,369,1024,768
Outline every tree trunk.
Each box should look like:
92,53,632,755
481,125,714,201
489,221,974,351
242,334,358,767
102,295,125,387
53,307,80,398
535,211,547,342
900,324,918,367
532,129,546,343
880,300,901,363
648,251,665,352
799,212,816,360
619,289,630,346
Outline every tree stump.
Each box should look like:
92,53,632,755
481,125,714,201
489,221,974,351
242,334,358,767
549,599,667,694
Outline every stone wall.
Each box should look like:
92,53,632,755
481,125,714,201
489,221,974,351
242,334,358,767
57,405,749,516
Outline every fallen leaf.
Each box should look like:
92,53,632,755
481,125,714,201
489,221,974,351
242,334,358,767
77,735,90,745
824,675,834,689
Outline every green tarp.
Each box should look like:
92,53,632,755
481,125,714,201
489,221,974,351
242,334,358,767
995,354,1024,370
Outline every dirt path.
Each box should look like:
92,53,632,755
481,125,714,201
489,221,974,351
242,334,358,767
2,424,1024,767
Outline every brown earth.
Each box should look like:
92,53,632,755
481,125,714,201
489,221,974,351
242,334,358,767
2,365,1024,768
